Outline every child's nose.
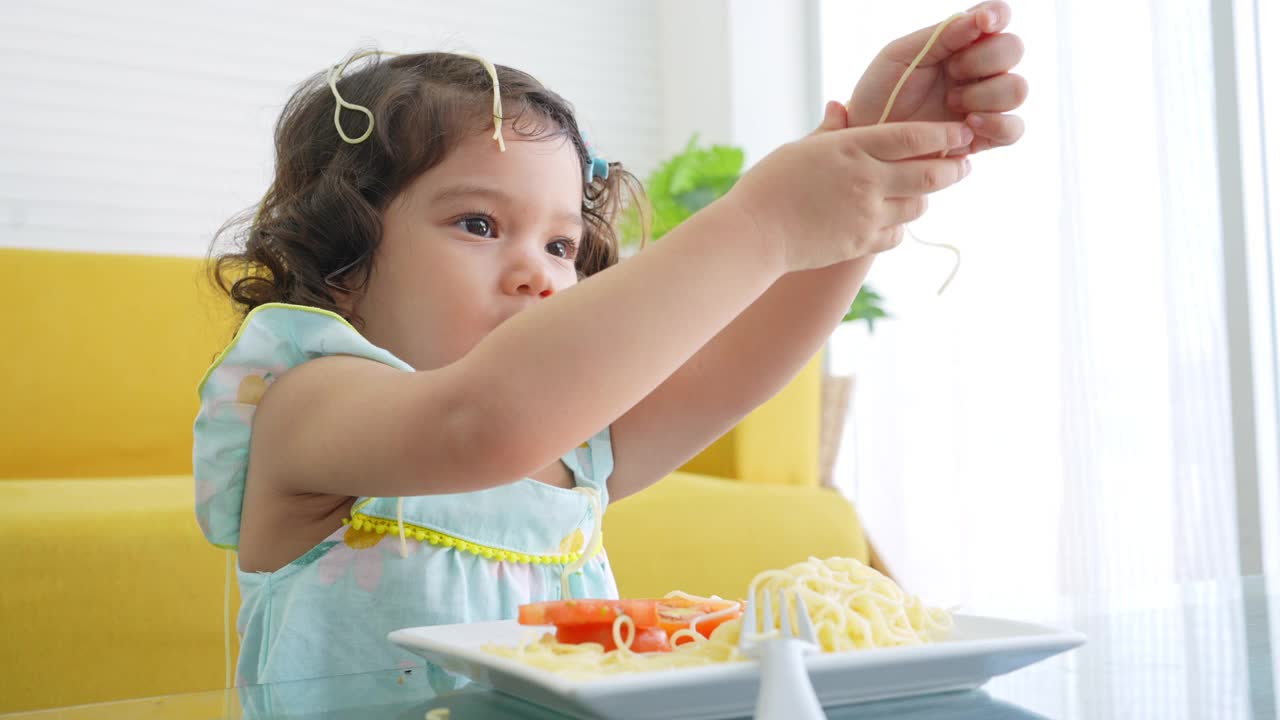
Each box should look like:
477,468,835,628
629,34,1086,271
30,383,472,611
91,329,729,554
501,250,554,298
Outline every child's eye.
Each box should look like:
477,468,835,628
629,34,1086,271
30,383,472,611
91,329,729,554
457,214,496,238
547,239,578,259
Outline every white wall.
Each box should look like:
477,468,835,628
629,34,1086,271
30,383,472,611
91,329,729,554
657,0,819,168
727,0,820,167
656,0,734,157
1,0,820,258
1,0,666,257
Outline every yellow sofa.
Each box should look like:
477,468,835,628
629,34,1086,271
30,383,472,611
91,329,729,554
0,248,868,713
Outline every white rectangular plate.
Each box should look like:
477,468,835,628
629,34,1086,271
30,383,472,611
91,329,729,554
389,615,1084,720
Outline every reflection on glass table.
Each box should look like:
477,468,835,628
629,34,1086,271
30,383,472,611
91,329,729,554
4,575,1274,720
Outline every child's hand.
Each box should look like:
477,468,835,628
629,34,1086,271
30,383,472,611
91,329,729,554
846,1,1026,154
724,104,973,273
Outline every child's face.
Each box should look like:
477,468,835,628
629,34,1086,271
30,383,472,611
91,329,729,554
354,124,585,369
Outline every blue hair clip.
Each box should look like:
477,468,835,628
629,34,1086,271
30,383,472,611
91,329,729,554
589,155,610,183
581,132,609,184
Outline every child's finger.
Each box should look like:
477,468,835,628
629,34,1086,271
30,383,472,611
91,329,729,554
813,100,849,134
947,73,1029,114
946,33,1025,82
881,2,1010,67
881,156,971,195
966,1,1011,34
859,122,974,161
882,196,929,226
872,225,907,254
966,112,1025,149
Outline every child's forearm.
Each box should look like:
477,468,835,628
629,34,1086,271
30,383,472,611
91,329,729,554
681,256,873,417
601,256,873,501
450,197,786,481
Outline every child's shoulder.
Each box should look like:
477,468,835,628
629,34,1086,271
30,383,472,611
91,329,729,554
193,303,410,549
199,303,410,395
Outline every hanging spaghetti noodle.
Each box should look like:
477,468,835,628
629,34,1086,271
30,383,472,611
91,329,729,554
871,12,967,294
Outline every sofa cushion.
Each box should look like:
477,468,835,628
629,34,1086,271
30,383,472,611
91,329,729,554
603,472,868,599
0,249,237,479
0,476,236,712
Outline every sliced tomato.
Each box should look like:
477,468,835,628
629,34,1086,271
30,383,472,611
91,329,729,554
516,597,741,647
656,597,743,644
517,599,660,628
555,623,672,653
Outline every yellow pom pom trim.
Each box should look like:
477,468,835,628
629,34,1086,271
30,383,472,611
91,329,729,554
344,513,581,566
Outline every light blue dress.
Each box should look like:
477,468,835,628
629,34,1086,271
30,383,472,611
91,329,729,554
193,303,618,690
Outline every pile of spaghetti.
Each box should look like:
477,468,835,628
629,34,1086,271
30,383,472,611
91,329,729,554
483,556,953,677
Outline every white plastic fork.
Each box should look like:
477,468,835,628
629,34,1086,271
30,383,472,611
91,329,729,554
738,588,827,720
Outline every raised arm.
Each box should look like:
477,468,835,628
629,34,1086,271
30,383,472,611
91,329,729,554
605,3,1026,500
606,106,972,500
249,121,963,499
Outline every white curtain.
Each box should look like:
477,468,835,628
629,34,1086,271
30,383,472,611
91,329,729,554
822,0,1240,608
819,2,1269,714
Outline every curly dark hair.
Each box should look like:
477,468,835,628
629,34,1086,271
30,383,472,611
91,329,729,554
209,51,647,325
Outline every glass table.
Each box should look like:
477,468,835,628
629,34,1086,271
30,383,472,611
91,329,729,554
5,575,1275,719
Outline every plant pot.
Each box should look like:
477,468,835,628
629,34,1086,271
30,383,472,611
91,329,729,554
819,372,855,490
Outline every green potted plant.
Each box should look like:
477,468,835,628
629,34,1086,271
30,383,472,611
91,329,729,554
620,136,888,330
621,136,886,488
